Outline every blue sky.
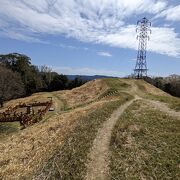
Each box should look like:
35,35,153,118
0,0,180,77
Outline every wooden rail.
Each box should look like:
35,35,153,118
0,100,53,128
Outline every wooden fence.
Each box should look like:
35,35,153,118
0,100,53,128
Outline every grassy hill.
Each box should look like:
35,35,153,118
0,78,179,179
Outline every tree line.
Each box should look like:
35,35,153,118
0,53,86,106
145,75,180,97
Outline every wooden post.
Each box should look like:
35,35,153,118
26,105,33,114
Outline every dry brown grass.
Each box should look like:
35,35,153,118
0,99,107,179
0,79,120,179
34,95,133,179
0,92,51,112
0,78,178,179
110,99,180,179
54,79,108,108
107,78,169,97
135,79,169,96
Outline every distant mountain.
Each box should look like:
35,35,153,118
66,75,117,81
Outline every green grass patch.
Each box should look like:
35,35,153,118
110,100,180,180
0,122,20,139
35,94,133,179
104,78,131,91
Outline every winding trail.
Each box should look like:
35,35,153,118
85,97,139,180
85,90,180,180
50,92,65,113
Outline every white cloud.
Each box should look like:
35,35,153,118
156,5,180,21
1,0,180,57
53,66,123,77
57,43,90,52
97,51,112,57
149,27,180,57
0,30,44,43
59,43,79,50
98,25,180,57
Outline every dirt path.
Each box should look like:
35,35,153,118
38,92,65,122
85,98,138,180
50,93,65,113
130,81,139,94
145,99,180,118
85,95,179,180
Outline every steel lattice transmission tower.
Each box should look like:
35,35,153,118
134,17,151,79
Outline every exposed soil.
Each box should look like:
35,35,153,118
85,98,138,180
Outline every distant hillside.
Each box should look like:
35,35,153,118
67,75,117,81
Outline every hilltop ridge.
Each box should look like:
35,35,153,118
0,78,179,179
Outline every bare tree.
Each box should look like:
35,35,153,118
39,65,53,85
